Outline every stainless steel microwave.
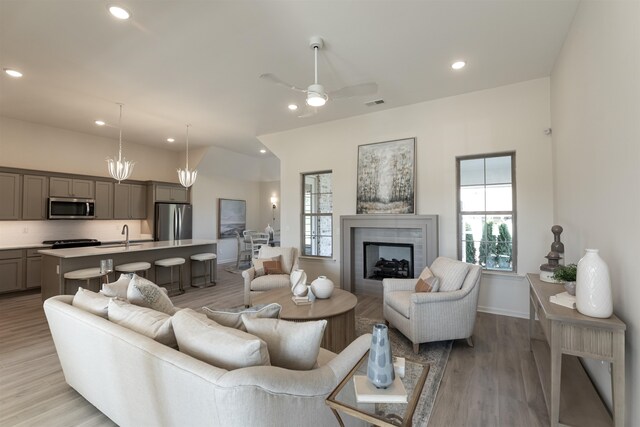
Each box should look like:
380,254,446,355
48,197,95,219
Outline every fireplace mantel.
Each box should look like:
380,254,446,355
340,215,439,293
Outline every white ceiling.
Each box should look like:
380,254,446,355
0,0,578,156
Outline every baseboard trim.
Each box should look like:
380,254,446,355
477,305,529,319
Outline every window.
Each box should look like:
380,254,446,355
302,171,332,257
457,152,516,272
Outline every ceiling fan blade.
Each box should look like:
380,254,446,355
259,73,307,93
297,106,318,118
329,82,378,99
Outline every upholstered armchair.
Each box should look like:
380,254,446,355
242,246,299,306
383,257,482,353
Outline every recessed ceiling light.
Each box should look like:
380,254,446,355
108,5,131,20
166,138,175,143
288,104,298,111
260,149,267,154
94,120,106,126
451,61,466,70
4,68,23,78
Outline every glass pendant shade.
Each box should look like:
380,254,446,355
177,124,198,188
106,103,135,183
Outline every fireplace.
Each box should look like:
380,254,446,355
363,242,414,280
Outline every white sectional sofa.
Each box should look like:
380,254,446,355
44,295,371,427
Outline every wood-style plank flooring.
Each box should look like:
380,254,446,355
0,264,548,426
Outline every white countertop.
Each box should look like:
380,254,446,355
38,239,216,259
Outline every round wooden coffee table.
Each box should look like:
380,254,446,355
251,287,358,353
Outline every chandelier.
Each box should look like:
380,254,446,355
106,103,135,183
177,124,198,188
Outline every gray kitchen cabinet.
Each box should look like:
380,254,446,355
22,175,48,220
0,250,24,293
0,172,21,220
25,248,42,289
114,183,147,219
155,184,188,203
95,181,114,219
50,177,94,198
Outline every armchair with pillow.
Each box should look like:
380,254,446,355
242,246,299,306
383,256,482,353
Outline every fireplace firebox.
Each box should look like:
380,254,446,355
363,242,414,280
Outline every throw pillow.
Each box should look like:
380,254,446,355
72,287,111,318
101,274,133,299
172,309,270,370
242,316,326,370
414,276,441,293
263,260,284,275
253,256,279,277
418,266,435,281
202,303,282,331
430,257,470,292
107,299,177,347
127,274,177,315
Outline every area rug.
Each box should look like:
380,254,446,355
356,317,452,426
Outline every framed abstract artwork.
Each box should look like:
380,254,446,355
218,198,246,239
356,137,416,214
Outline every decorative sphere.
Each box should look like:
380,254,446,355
311,276,334,299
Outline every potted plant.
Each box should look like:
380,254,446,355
552,264,577,295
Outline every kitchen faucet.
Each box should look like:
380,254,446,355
121,224,129,248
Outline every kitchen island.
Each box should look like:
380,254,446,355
39,240,217,301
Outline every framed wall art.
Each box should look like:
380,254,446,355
356,137,416,214
218,198,246,239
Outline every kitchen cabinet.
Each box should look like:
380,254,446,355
0,250,24,293
95,181,114,219
22,175,49,220
0,172,21,220
155,184,188,203
25,248,42,289
114,183,147,219
50,177,94,198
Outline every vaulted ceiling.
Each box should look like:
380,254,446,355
0,1,578,155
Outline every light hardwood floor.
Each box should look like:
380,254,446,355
0,265,548,426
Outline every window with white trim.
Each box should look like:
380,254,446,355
301,171,332,257
457,152,516,272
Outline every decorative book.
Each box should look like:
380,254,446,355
353,375,408,403
550,291,576,309
291,296,312,306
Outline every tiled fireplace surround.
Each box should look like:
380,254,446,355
340,215,439,294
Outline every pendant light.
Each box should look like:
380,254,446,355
177,124,197,187
106,103,135,183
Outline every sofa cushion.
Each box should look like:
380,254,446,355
253,256,279,277
250,274,291,291
242,316,326,371
72,287,110,318
100,274,133,299
430,257,470,292
386,291,413,318
415,276,440,293
127,274,177,315
258,246,296,274
202,303,282,331
173,309,270,370
107,299,177,348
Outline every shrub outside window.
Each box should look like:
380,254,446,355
457,153,516,272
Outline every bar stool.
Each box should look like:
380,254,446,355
190,253,217,288
115,262,151,278
154,257,185,295
64,268,109,293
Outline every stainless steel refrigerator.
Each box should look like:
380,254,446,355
155,203,193,241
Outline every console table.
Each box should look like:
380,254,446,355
527,274,625,427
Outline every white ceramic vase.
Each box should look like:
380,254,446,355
576,249,612,318
311,276,334,299
290,270,308,297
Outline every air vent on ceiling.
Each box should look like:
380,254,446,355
365,99,385,107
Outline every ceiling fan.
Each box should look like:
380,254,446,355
260,36,378,117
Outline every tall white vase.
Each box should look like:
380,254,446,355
576,249,613,318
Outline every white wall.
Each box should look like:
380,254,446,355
0,116,181,182
259,78,554,317
551,0,639,420
190,145,280,263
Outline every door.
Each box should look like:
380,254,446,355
155,203,177,241
23,175,48,220
176,204,193,240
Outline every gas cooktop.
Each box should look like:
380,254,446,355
43,239,101,249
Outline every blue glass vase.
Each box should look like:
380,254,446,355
367,323,395,389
